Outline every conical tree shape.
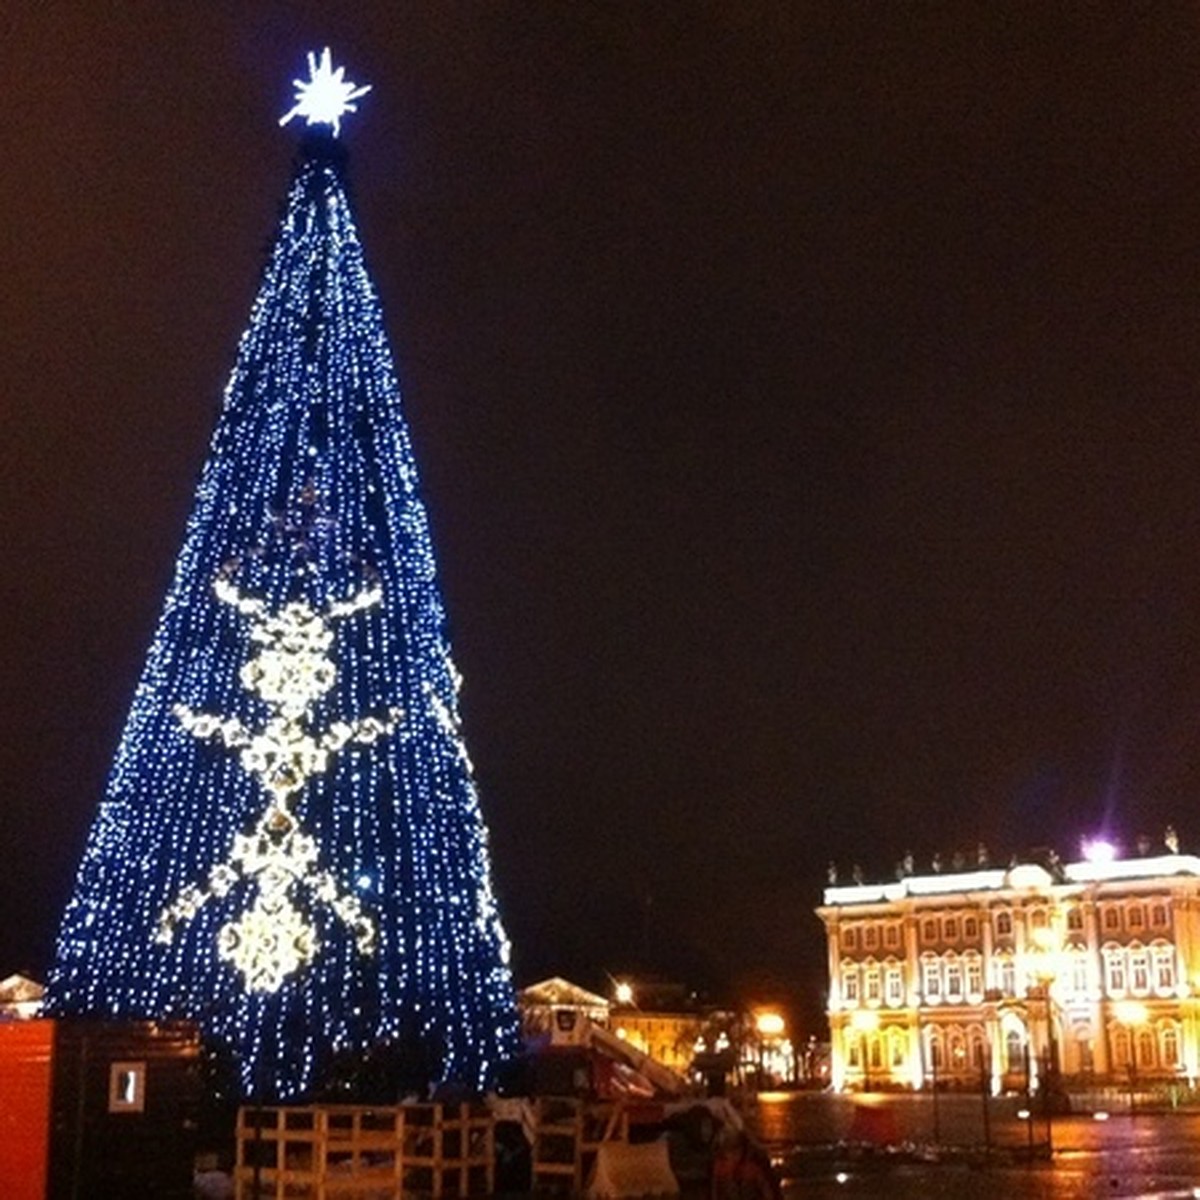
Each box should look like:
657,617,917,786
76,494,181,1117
48,129,519,1100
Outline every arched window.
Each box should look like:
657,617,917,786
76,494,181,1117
995,910,1013,937
869,1035,883,1070
1005,1027,1024,1073
928,1029,943,1071
842,962,860,1003
889,1029,906,1068
1102,945,1126,994
964,952,983,997
994,954,1016,997
1111,1028,1130,1068
921,953,942,1001
1066,906,1083,932
1152,943,1176,993
885,961,904,1008
1129,946,1150,995
864,961,882,1004
1136,1028,1155,1069
943,954,963,999
970,1028,988,1070
1162,1024,1180,1069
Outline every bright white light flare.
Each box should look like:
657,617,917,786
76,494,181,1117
280,47,371,137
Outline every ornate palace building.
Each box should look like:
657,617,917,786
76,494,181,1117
816,835,1200,1092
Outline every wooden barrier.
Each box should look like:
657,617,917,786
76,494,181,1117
530,1097,630,1195
234,1102,494,1199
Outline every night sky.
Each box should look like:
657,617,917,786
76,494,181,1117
4,5,1200,1033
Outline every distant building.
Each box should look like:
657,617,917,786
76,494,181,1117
518,976,739,1080
0,973,44,1020
816,841,1200,1092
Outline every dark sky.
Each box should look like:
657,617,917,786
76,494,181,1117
4,4,1200,1032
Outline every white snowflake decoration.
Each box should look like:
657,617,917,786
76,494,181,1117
157,568,399,992
280,47,371,137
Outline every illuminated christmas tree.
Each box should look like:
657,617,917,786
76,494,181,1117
47,51,519,1100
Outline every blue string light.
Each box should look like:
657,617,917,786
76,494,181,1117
46,113,520,1100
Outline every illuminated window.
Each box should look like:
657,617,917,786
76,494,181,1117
1104,948,1126,994
1103,907,1120,931
1153,945,1175,993
944,918,958,940
885,964,904,1007
943,957,963,999
843,927,857,951
1005,1028,1024,1073
1162,1024,1180,1068
864,925,879,950
885,924,900,948
1129,948,1149,995
842,964,860,1003
108,1062,146,1114
963,916,979,940
865,964,882,1003
921,955,942,1000
964,954,983,997
890,1030,906,1067
1030,908,1046,929
1151,904,1168,928
1128,905,1144,930
999,957,1016,997
995,911,1012,937
1066,907,1083,932
923,918,938,942
1136,1028,1155,1068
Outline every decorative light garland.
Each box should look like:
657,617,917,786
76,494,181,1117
156,559,401,992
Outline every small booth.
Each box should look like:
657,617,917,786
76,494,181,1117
0,1018,200,1199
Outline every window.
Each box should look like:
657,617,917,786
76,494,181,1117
1162,1025,1181,1068
1070,953,1089,999
847,1037,861,1068
842,964,859,1003
944,957,963,998
965,954,983,997
1030,908,1047,929
971,1032,988,1070
997,957,1016,997
922,956,942,1000
923,918,938,942
1105,951,1126,995
1136,1029,1155,1068
1151,904,1168,928
869,1036,883,1069
1130,948,1149,994
843,927,857,951
929,1033,943,1071
1005,1028,1024,1073
865,965,882,1003
963,916,979,940
1066,907,1083,932
944,917,958,940
1128,905,1145,930
885,924,900,948
995,911,1012,937
1153,945,1175,993
1103,907,1120,931
1111,1029,1130,1068
885,964,904,1008
109,1062,146,1114
890,1030,906,1067
864,925,879,949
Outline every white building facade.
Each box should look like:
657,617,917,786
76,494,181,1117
816,851,1200,1092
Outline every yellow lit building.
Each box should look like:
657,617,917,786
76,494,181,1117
816,842,1200,1092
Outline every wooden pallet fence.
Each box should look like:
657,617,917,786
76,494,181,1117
530,1097,630,1195
234,1101,495,1199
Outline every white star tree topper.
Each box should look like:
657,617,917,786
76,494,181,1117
280,47,371,137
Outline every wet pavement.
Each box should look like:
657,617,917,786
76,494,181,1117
745,1091,1200,1198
